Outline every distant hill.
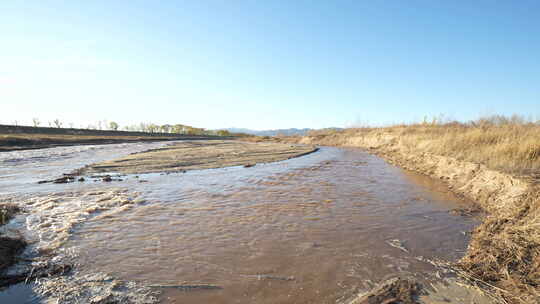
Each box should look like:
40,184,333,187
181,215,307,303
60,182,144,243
223,128,311,136
223,127,343,136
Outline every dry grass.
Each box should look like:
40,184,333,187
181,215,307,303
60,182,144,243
278,116,540,303
306,117,540,177
458,192,540,303
390,123,540,177
353,277,421,304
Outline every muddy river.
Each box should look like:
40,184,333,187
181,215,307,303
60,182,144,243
0,141,479,303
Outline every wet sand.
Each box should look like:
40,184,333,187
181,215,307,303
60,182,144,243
79,140,318,175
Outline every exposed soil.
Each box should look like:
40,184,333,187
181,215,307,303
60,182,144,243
78,140,318,175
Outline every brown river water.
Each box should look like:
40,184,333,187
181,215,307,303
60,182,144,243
0,142,477,304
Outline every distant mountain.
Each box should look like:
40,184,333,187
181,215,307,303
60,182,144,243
222,127,343,137
223,128,312,136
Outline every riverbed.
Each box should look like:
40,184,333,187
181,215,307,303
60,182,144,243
0,141,489,303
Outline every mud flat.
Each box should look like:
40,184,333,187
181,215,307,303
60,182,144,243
78,140,318,175
279,130,539,303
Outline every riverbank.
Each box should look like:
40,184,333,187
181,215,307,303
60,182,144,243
0,133,227,152
275,125,540,303
77,140,318,175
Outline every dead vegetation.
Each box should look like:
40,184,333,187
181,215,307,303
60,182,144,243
458,191,540,303
279,116,540,303
351,278,421,304
392,124,540,178
304,115,540,177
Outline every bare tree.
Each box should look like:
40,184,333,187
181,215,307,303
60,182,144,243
53,119,63,128
32,118,40,127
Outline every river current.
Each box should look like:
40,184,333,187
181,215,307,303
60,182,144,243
0,141,477,303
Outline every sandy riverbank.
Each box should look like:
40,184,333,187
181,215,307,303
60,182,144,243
273,128,539,303
77,140,318,175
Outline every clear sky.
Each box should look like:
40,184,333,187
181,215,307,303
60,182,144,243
1,1,539,130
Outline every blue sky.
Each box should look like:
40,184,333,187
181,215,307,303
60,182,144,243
1,1,539,130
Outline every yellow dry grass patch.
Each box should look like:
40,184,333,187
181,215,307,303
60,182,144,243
302,120,540,176
277,117,540,303
393,123,540,176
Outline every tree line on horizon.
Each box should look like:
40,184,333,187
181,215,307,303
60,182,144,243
7,118,232,136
